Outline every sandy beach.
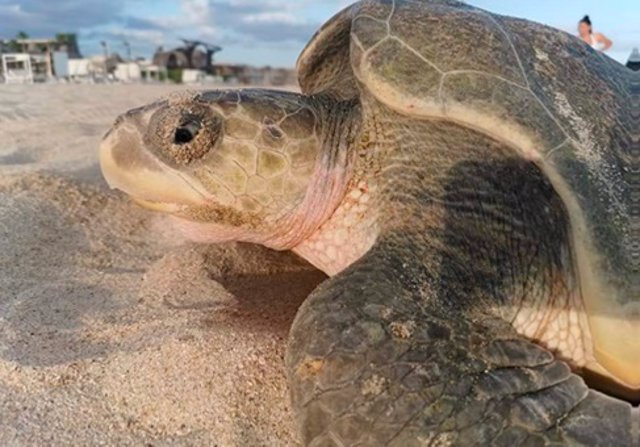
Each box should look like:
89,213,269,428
0,83,323,445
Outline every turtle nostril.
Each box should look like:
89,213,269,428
174,119,201,145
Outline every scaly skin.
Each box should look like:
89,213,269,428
101,89,362,251
100,0,638,445
287,108,636,446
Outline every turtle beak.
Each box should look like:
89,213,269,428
99,108,210,212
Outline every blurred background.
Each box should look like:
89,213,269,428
0,0,638,84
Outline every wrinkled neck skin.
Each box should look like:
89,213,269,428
271,96,363,252
292,98,382,276
172,93,377,276
169,93,369,265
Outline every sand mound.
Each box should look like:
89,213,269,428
0,84,321,445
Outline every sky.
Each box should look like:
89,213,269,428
0,0,637,66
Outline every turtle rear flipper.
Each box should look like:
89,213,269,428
286,246,635,446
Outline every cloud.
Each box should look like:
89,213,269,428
83,29,166,49
143,0,217,40
119,16,166,32
0,0,315,43
209,0,319,43
0,0,126,37
85,0,321,60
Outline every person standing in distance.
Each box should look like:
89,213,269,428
578,15,613,52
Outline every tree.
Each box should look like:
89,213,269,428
55,33,75,44
55,33,82,58
7,31,29,52
7,40,20,52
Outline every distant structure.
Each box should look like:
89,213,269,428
627,48,640,71
211,63,297,86
152,39,295,85
0,33,82,81
0,33,295,86
152,40,222,72
2,34,81,59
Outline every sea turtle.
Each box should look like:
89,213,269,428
100,0,637,445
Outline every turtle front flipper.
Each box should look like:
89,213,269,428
287,245,635,446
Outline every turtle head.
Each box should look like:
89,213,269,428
100,89,355,248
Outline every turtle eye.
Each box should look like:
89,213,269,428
174,117,202,145
146,104,223,166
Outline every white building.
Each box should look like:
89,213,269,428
1,54,33,84
114,62,141,82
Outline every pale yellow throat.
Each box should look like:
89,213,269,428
293,179,379,276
